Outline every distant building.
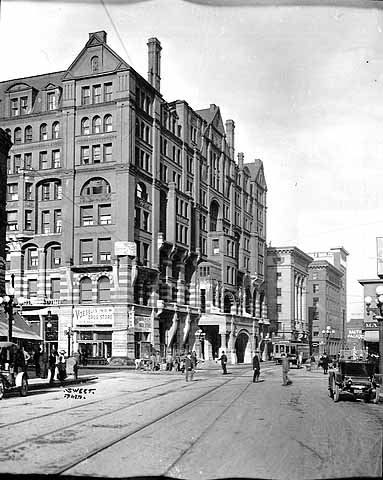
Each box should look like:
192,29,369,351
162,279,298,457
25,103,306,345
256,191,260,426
307,259,344,356
266,247,313,348
358,278,383,355
0,31,267,363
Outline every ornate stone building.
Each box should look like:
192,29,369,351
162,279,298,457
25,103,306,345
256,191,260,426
0,129,12,294
0,31,268,363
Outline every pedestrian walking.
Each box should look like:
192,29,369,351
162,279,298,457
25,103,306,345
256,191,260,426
321,352,329,375
218,350,228,375
252,351,261,382
281,353,292,386
185,352,195,382
49,347,58,384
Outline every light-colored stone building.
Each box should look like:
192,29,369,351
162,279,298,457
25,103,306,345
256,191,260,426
0,31,268,363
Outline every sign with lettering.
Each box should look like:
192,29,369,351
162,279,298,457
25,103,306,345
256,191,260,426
134,316,152,331
114,241,136,257
74,307,114,326
364,321,378,330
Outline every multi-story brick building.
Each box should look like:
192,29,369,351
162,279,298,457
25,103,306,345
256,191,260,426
0,31,268,363
307,259,344,356
0,128,12,294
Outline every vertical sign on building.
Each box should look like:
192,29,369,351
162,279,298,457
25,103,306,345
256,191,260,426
377,237,383,278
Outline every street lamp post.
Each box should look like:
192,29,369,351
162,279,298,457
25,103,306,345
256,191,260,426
194,329,206,360
321,325,335,355
0,288,25,342
64,326,77,357
365,286,383,374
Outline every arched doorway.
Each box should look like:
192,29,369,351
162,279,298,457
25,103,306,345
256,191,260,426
235,331,250,363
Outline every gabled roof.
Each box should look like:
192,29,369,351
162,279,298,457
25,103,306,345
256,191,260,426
195,104,226,136
246,159,267,189
63,31,130,80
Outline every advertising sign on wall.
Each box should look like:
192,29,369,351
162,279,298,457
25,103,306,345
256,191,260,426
74,307,114,326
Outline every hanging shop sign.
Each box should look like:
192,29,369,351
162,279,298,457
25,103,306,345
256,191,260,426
134,316,152,332
74,306,114,326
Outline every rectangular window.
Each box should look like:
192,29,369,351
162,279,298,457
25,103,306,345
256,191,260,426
11,98,19,116
98,238,111,263
20,96,28,114
143,211,149,231
7,183,18,201
98,204,111,225
7,211,18,231
51,247,61,267
41,211,50,234
29,249,38,269
52,150,61,168
28,279,38,297
104,82,112,102
81,206,94,226
14,155,21,174
212,239,219,254
54,182,62,200
103,143,112,162
93,85,101,104
276,288,281,296
92,145,101,163
47,92,56,110
39,151,48,169
313,284,319,293
142,243,149,266
80,146,90,165
135,207,141,228
81,86,90,105
51,278,60,299
54,210,62,233
25,210,32,230
24,153,32,170
80,239,93,264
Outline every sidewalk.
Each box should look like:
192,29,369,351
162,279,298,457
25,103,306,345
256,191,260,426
27,375,98,391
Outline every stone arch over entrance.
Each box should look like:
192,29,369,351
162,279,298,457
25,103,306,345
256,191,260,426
235,330,252,363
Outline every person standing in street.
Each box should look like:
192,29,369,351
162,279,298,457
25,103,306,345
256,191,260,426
281,353,292,386
218,350,228,375
49,347,58,384
252,351,261,383
185,352,195,382
34,346,41,378
40,346,49,378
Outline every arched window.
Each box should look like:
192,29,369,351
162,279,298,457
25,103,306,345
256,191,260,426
135,182,147,201
81,178,111,196
52,122,60,139
79,277,92,304
81,118,90,135
5,128,11,139
103,115,112,132
210,201,219,232
40,123,48,141
25,125,33,143
92,116,101,134
91,56,99,72
14,128,22,144
97,276,110,303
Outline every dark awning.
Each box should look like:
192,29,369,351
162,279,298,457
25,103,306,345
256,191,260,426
0,312,42,341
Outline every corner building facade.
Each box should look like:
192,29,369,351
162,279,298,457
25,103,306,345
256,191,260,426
0,31,268,364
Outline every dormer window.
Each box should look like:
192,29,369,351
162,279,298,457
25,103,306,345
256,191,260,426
47,91,56,111
20,97,28,114
11,99,19,117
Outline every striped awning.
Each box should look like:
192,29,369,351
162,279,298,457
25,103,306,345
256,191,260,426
0,312,42,341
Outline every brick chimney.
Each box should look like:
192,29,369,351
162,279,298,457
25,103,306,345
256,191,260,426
147,38,162,91
237,152,244,168
89,31,107,43
225,119,235,160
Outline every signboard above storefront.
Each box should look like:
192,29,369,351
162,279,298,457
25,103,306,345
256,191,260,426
74,307,114,326
114,241,136,257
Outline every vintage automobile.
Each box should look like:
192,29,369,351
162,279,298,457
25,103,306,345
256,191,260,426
328,358,382,403
0,342,29,400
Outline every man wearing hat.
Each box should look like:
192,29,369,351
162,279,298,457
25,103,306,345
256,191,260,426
252,350,261,383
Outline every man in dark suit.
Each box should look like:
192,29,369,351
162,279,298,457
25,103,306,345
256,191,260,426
218,351,228,374
252,351,261,382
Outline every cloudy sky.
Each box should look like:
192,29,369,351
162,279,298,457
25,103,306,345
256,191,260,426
1,0,383,318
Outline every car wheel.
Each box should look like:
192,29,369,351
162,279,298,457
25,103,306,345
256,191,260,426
333,385,340,402
19,376,28,397
0,379,5,400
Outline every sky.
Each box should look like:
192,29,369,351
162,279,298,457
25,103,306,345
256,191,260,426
1,0,383,319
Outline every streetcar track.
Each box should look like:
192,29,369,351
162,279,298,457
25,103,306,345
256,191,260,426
49,369,252,475
0,377,181,429
0,378,201,453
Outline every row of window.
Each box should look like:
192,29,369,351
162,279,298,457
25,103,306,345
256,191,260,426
135,147,151,172
81,83,113,105
10,91,58,117
80,115,112,135
7,180,62,202
81,204,111,226
80,143,112,165
176,223,188,245
80,238,111,264
7,122,60,145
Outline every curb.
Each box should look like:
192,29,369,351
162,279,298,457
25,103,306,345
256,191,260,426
28,376,98,391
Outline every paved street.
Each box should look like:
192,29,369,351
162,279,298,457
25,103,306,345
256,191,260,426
1,363,382,479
